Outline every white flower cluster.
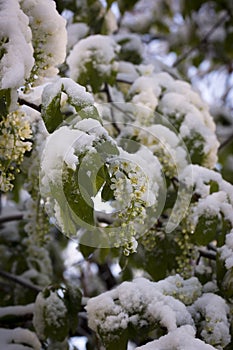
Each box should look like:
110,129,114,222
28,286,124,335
40,116,116,235
109,147,162,254
120,123,188,179
0,109,32,192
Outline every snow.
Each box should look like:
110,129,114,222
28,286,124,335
20,0,67,80
86,276,194,339
116,146,162,206
67,22,89,50
129,76,160,110
33,291,67,340
135,325,217,350
0,0,34,89
42,77,94,111
156,274,202,305
75,118,108,138
135,124,189,172
127,71,219,168
40,126,95,195
104,9,118,34
180,165,233,229
189,293,231,348
0,304,34,318
114,33,143,60
87,274,231,348
0,327,41,350
67,34,120,83
219,230,233,269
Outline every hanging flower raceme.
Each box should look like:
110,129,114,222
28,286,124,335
0,109,32,192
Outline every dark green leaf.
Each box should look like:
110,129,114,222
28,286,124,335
192,214,218,246
0,89,11,118
63,167,95,226
103,329,128,350
209,180,219,194
117,0,138,14
41,90,63,133
63,283,82,334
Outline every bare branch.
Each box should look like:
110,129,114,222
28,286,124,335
104,84,121,134
218,131,233,150
0,213,23,224
198,248,216,261
0,304,34,319
0,269,42,293
18,98,41,113
173,12,230,68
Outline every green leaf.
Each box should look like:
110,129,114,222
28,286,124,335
63,283,82,334
192,214,218,246
101,179,114,201
184,132,205,165
78,105,102,122
218,217,232,247
63,167,95,226
96,164,109,194
117,0,138,14
106,0,115,8
39,289,69,342
77,152,113,199
103,329,128,350
0,89,11,118
79,243,96,258
41,79,101,133
209,180,219,194
224,32,233,58
41,89,63,133
182,0,205,17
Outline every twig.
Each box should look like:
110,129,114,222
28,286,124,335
218,131,233,150
207,243,217,252
141,34,167,43
116,77,134,85
173,12,230,67
18,98,41,113
0,269,42,293
0,213,23,224
198,248,216,261
104,84,121,134
0,304,34,318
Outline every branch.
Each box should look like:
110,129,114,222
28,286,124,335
218,131,233,150
198,248,216,261
0,304,34,319
141,34,167,43
104,84,121,134
0,270,42,293
116,77,134,85
18,98,41,113
173,12,230,67
0,213,23,224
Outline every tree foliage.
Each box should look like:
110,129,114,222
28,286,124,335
0,0,233,349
